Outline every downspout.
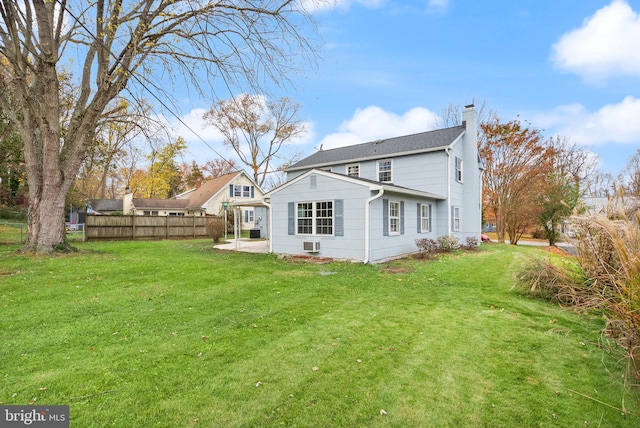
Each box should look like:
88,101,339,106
363,188,385,264
445,148,452,235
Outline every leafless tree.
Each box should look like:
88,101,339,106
0,0,319,252
77,98,161,199
619,148,640,198
434,99,495,129
203,94,306,188
547,135,599,197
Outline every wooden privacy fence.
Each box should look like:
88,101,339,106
86,215,211,241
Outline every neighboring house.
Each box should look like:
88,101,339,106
263,104,483,263
87,199,124,215
122,171,265,230
581,196,639,217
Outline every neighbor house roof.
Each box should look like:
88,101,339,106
89,199,123,212
286,126,465,171
127,171,261,212
132,198,190,210
182,171,242,209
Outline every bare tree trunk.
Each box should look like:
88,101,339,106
22,126,78,252
25,179,71,252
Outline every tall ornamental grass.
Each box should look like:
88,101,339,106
519,190,640,384
571,209,640,382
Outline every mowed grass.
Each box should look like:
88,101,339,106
1,239,639,427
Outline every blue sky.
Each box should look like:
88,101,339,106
171,0,640,177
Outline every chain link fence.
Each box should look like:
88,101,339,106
0,221,26,245
0,222,85,245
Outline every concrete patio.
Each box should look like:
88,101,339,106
215,239,270,253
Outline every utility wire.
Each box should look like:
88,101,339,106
52,0,237,170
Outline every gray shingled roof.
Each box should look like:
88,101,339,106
287,125,465,171
89,199,123,212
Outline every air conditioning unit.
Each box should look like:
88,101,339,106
303,241,320,253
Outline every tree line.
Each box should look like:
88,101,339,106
3,93,640,246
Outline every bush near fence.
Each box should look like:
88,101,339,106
85,215,213,241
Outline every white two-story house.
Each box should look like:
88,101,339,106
262,104,483,263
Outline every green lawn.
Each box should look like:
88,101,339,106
0,239,638,427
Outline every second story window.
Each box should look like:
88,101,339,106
347,164,360,177
455,157,463,183
377,159,392,183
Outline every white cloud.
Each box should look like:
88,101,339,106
166,108,225,145
163,105,315,167
318,105,439,149
300,0,384,13
551,0,640,81
160,107,226,162
534,96,640,145
302,0,448,13
426,0,449,13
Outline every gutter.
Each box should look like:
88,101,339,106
363,188,385,264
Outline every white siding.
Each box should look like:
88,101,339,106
326,152,448,196
367,193,441,263
270,173,370,261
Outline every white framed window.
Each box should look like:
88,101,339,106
347,163,360,177
377,159,392,183
232,185,252,198
168,212,185,216
452,206,460,232
315,201,333,235
389,201,400,235
143,210,159,216
297,202,313,234
421,204,432,233
455,157,463,183
297,201,333,235
244,209,254,223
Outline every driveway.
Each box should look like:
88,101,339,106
491,239,577,255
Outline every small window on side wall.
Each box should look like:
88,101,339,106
452,206,460,232
420,203,431,233
455,157,463,183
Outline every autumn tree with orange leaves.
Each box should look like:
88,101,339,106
480,117,556,244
